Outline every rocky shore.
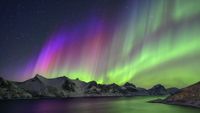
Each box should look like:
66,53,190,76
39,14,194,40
149,81,200,108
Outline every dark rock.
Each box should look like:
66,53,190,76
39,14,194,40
76,78,79,80
84,81,100,94
62,79,75,91
136,87,149,95
122,82,137,93
0,77,10,88
0,78,32,99
162,81,200,108
123,82,136,88
97,84,108,93
148,99,163,103
85,86,100,94
94,83,122,94
167,87,180,95
86,81,97,89
148,84,168,95
107,83,121,93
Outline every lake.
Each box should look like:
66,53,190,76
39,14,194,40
0,96,199,113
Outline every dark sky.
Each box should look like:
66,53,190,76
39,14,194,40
1,0,200,88
0,0,129,78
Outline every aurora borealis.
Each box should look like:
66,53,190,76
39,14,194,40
1,0,200,88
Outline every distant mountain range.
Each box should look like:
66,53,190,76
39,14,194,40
1,74,199,108
150,81,200,108
0,74,179,99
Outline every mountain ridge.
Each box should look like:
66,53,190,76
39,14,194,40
149,81,200,108
0,74,179,99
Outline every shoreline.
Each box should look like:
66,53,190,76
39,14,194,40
0,95,166,101
149,99,200,109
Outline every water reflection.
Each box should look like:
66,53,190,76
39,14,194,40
0,97,199,113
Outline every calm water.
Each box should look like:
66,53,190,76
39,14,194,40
0,96,199,113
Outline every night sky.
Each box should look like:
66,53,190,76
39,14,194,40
0,0,200,88
0,0,127,79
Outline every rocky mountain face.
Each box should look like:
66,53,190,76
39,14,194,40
149,81,200,108
0,77,32,99
0,74,177,99
162,81,200,108
148,84,168,95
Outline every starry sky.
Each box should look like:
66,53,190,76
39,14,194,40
0,0,200,88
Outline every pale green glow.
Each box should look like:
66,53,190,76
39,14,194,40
106,0,200,86
33,0,200,88
173,0,200,20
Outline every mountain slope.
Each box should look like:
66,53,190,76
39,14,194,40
0,77,32,99
150,81,200,108
162,81,200,108
0,74,177,99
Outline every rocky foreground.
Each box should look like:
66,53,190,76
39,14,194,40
150,81,200,108
0,74,179,99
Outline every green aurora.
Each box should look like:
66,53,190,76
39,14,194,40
21,0,200,88
104,0,200,87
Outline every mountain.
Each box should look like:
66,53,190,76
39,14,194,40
0,74,177,99
150,81,200,108
16,74,88,97
0,77,32,99
148,84,168,95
